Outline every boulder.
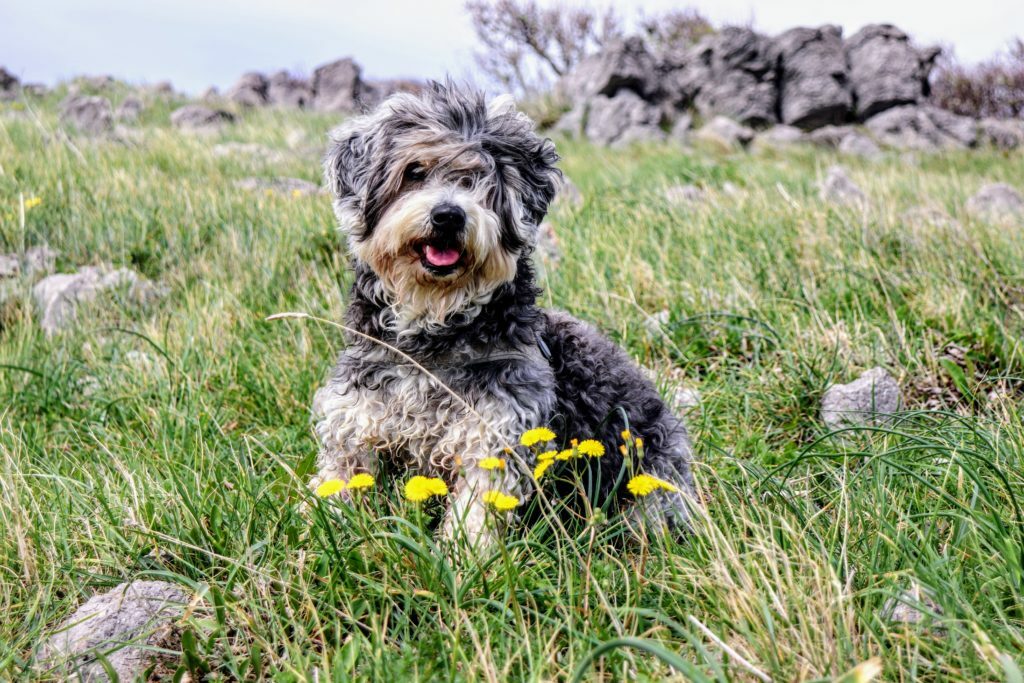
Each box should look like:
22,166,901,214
359,78,424,110
838,131,883,159
773,25,852,129
680,27,779,127
1,246,58,280
693,115,755,149
808,124,856,148
268,70,313,108
560,36,657,100
582,91,664,146
114,96,144,122
234,176,321,196
312,58,363,112
819,165,867,207
0,66,19,100
845,24,939,119
866,105,976,150
977,117,1024,150
226,71,269,107
965,183,1024,223
754,124,807,150
170,104,235,132
668,113,694,144
821,367,902,431
33,266,163,335
59,95,113,135
38,580,189,682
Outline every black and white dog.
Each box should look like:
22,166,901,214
313,81,694,547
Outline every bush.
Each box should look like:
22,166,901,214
932,39,1024,119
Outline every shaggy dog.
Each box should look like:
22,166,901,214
313,82,695,547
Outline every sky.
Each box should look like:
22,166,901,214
1,0,1021,94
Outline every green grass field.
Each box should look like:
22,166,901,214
2,87,1024,681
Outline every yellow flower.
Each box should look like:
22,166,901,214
291,189,303,198
577,439,605,457
404,476,449,502
533,459,554,480
345,473,374,490
626,474,679,497
479,457,506,471
537,450,557,462
24,196,42,210
555,448,575,461
635,437,644,449
482,490,519,511
621,429,631,442
619,445,628,455
520,427,556,447
315,479,345,498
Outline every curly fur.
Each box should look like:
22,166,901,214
313,81,695,548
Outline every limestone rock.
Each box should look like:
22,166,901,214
170,104,235,132
965,183,1024,223
821,367,902,431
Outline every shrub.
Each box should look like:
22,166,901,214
931,39,1024,119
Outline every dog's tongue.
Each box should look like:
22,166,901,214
424,245,461,267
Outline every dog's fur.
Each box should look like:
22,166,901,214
313,82,695,547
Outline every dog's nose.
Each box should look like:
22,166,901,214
430,203,466,233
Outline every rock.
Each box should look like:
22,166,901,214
583,91,664,146
641,366,702,416
838,131,882,159
821,366,902,431
819,165,868,207
773,25,852,129
866,105,976,150
312,58,363,112
808,124,856,148
234,176,321,196
170,104,235,132
754,124,807,150
59,95,113,135
643,309,671,336
0,254,20,278
664,183,706,205
227,71,269,107
668,113,693,144
32,266,163,335
1,245,59,280
845,24,939,119
23,83,47,98
965,183,1024,223
199,86,219,101
681,27,779,127
143,81,175,98
0,66,19,100
553,102,586,138
114,96,144,122
694,115,755,149
977,117,1024,150
880,583,942,624
267,70,313,108
560,36,657,100
671,386,702,415
38,580,188,682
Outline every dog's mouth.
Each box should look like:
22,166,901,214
415,239,465,276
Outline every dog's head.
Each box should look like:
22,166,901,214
324,81,559,328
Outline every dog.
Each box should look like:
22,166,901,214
312,81,695,548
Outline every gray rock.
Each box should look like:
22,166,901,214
199,86,219,101
145,81,175,97
234,176,321,196
0,254,19,278
59,95,113,135
845,24,939,119
774,25,852,129
23,83,48,98
663,183,706,205
583,91,664,146
643,309,671,336
114,96,144,122
668,113,694,144
838,131,883,159
880,583,942,624
38,580,188,682
977,118,1024,150
682,27,779,127
808,124,856,148
754,124,807,150
33,266,162,335
866,105,976,150
552,102,586,138
0,66,19,100
560,36,657,100
819,165,868,207
694,115,755,149
3,245,59,280
965,183,1024,223
312,58,363,112
226,71,269,107
821,366,902,431
268,70,313,108
170,104,235,132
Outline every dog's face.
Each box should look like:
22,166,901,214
324,83,559,327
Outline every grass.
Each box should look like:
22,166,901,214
1,85,1024,681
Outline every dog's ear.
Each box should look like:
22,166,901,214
518,136,561,228
323,118,375,212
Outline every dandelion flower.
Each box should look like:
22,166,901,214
555,448,575,461
635,437,644,449
621,429,631,442
24,196,42,210
345,473,375,490
404,475,449,502
478,457,506,471
520,427,556,447
577,439,605,458
537,450,557,462
626,474,679,497
619,445,628,455
482,490,519,511
291,189,303,198
533,460,554,480
315,478,345,498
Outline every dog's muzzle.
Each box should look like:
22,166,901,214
417,202,466,275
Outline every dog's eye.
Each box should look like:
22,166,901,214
404,164,427,182
456,175,475,190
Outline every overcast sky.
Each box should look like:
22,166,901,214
2,0,1021,94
